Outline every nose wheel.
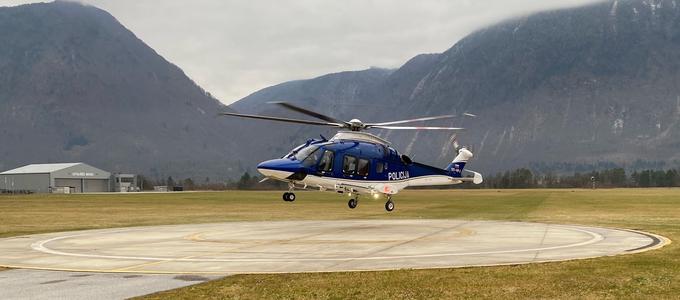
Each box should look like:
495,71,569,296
283,192,296,202
348,199,358,209
385,198,394,212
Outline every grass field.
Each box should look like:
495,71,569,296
1,189,679,299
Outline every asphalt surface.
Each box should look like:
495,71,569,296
0,269,222,300
0,220,667,274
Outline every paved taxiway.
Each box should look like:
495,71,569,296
0,269,221,300
0,220,666,274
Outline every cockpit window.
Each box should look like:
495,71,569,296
301,148,322,167
284,144,307,158
293,145,320,161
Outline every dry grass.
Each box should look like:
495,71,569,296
0,189,582,237
0,191,384,238
141,189,680,299
1,189,679,298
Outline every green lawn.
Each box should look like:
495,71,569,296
1,189,679,299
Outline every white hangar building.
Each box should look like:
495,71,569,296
0,163,111,193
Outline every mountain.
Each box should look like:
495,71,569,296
232,0,680,174
232,68,393,115
4,0,680,181
0,2,251,180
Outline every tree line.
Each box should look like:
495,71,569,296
479,168,680,189
135,168,680,191
136,172,286,191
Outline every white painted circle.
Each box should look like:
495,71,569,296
0,220,666,274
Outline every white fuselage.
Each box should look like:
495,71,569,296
258,167,463,196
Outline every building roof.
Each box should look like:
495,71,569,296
0,163,82,175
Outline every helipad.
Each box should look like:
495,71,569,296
0,220,666,274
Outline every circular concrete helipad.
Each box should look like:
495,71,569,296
0,220,666,274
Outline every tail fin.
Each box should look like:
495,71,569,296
446,148,473,178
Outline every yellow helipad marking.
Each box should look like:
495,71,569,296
184,227,476,245
112,254,206,272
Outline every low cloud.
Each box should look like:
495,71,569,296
1,0,600,104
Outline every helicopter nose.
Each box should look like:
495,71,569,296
257,159,301,180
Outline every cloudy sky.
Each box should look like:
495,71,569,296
1,0,599,104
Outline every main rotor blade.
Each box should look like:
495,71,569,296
372,125,465,131
367,114,457,126
219,112,343,127
269,101,348,125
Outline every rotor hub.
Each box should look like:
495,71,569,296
348,119,365,131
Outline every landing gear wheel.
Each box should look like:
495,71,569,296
385,200,395,212
348,199,358,209
283,192,296,202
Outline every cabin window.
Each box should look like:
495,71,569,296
318,150,334,172
376,162,384,174
343,155,357,174
357,159,370,177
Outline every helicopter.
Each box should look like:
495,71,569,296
221,102,483,212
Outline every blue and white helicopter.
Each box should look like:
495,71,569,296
222,102,483,211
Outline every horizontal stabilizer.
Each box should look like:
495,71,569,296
465,170,483,185
453,170,483,185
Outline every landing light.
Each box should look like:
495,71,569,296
373,193,380,199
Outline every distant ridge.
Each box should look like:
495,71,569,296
3,0,680,179
0,2,251,179
232,0,680,174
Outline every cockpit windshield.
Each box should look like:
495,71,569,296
284,144,307,159
293,145,320,161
